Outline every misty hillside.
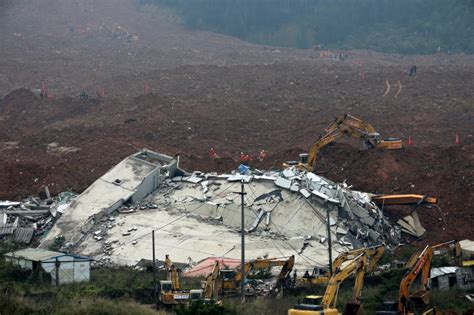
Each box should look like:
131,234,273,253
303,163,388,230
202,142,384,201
142,0,474,54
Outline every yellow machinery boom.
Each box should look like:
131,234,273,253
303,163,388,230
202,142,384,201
289,252,370,315
165,254,180,290
286,114,402,171
299,245,385,286
203,261,220,300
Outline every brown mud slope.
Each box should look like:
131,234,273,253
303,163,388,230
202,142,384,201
0,0,473,243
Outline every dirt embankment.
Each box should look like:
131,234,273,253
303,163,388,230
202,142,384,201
0,0,473,244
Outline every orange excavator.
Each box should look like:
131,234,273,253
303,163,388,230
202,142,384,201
285,114,402,171
376,241,461,315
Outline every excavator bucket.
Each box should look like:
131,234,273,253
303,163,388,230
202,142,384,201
410,290,430,305
378,138,403,149
343,302,363,315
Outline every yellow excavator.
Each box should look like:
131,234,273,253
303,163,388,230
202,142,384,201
376,241,461,315
289,252,369,315
203,261,220,301
220,255,295,296
158,255,203,306
285,114,402,171
299,245,385,286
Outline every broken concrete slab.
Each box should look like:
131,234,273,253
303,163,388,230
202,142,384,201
275,177,292,189
300,189,311,199
360,216,376,227
282,168,296,179
397,210,426,237
290,182,300,192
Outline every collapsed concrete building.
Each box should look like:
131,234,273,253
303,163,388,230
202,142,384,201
41,150,184,246
40,150,401,272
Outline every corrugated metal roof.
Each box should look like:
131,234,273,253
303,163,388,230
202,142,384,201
0,217,19,235
0,225,15,235
3,248,69,261
13,228,34,244
430,266,458,278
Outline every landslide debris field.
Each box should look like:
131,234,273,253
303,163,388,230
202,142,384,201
0,0,473,244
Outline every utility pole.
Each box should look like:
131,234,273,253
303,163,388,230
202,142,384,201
152,230,158,310
326,207,333,276
235,180,247,303
55,257,60,286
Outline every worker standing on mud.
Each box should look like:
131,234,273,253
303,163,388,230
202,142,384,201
409,65,417,76
208,147,218,158
258,150,266,162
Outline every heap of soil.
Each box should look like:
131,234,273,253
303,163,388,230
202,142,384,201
0,0,473,244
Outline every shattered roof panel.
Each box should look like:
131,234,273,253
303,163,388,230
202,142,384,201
13,228,34,244
430,267,458,278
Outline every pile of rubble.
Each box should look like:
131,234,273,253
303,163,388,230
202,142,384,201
68,163,402,270
32,150,402,270
0,190,76,245
151,166,402,250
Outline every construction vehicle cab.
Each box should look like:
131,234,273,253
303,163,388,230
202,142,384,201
220,269,237,293
189,289,204,301
159,280,190,305
290,295,327,313
160,280,173,292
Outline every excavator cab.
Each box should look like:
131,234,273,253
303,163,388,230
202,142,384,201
289,296,327,314
299,153,309,164
160,280,173,292
189,289,204,301
375,301,399,315
220,269,237,293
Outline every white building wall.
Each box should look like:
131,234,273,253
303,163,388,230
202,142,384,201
41,255,91,284
74,259,90,282
132,168,160,201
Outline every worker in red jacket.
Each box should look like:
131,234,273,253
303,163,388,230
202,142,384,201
258,150,266,162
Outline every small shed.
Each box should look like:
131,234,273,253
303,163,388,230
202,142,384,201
3,248,91,285
430,266,474,291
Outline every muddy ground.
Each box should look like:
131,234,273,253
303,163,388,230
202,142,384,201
0,0,473,244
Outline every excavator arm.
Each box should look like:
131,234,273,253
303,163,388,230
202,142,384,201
323,253,368,309
289,251,375,315
293,114,401,171
332,245,385,274
204,261,220,299
398,246,433,314
275,255,295,290
165,255,180,291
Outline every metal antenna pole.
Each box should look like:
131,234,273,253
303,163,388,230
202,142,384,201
327,207,333,276
152,230,158,309
239,180,246,302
